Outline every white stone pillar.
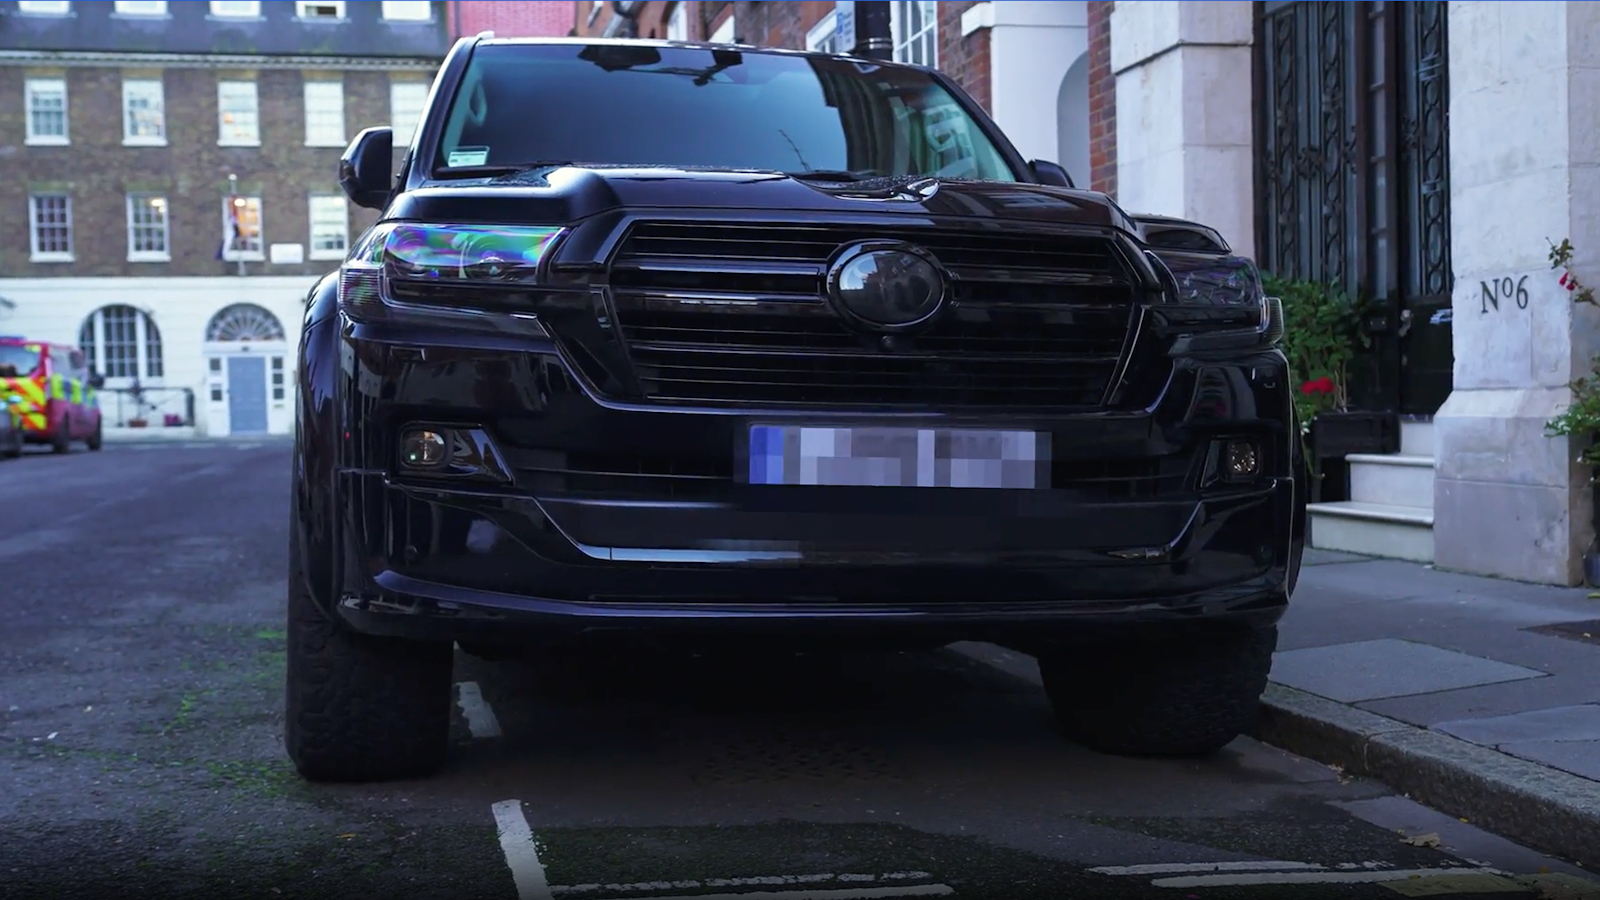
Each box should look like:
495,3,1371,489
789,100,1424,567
984,1,1089,181
1108,0,1255,257
1433,1,1600,585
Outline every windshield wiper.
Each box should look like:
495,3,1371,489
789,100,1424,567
431,161,575,180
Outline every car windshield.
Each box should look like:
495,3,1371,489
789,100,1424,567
433,43,1019,182
0,345,40,378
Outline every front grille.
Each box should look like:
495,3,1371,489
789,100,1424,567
497,444,1195,502
604,222,1139,409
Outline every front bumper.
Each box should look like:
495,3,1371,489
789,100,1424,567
324,327,1301,647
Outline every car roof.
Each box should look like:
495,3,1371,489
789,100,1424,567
0,337,73,352
471,35,937,73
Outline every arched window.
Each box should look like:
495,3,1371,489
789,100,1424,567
205,303,285,343
78,304,163,381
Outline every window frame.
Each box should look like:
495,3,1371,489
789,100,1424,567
380,1,432,22
388,80,429,146
125,193,171,263
209,0,262,17
113,0,168,16
216,79,261,146
79,305,164,384
295,1,345,20
121,78,167,147
24,77,69,146
307,194,350,261
709,13,734,44
27,193,74,264
222,195,266,262
15,1,71,16
303,80,347,147
890,0,938,68
806,9,840,53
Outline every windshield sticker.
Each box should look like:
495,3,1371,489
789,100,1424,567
448,147,490,167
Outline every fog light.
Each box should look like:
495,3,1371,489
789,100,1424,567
401,429,450,468
1225,441,1260,478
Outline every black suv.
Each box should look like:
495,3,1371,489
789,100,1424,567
285,36,1307,782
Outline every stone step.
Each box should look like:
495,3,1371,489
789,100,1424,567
1346,453,1435,509
1400,418,1435,458
1307,501,1434,563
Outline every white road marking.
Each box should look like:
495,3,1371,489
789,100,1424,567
456,681,502,738
553,873,936,894
493,799,554,900
584,887,953,900
1090,861,1328,876
1151,867,1506,889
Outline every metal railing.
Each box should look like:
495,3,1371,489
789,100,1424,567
98,386,195,428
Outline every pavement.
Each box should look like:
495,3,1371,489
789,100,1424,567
2,438,1599,900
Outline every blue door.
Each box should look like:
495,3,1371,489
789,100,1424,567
226,355,268,434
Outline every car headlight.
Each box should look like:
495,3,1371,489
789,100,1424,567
1146,250,1282,345
338,222,567,326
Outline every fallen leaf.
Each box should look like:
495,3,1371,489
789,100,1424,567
46,732,57,741
1402,832,1442,848
336,833,356,840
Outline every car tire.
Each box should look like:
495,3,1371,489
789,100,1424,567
50,418,70,454
3,431,20,459
86,419,103,452
1037,624,1277,758
283,539,455,783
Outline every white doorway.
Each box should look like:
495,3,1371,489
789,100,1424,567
202,303,290,437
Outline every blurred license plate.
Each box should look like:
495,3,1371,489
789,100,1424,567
743,425,1051,489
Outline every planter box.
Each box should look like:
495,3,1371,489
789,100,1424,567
1309,410,1399,459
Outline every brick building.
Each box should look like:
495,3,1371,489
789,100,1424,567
0,0,450,437
448,0,574,38
572,1,1117,197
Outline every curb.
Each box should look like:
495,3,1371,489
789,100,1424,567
1257,682,1600,870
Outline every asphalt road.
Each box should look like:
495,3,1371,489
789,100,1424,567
1,439,1596,900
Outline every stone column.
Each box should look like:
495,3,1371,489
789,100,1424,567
1433,1,1600,585
1108,0,1255,257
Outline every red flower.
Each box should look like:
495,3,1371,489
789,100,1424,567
1317,376,1337,394
1300,381,1317,395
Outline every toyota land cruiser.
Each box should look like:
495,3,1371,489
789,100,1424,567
285,35,1307,783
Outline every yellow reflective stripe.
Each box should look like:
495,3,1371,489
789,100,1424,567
1,377,46,407
50,374,65,401
69,378,82,404
21,412,46,430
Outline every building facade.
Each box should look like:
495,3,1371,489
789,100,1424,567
0,0,449,437
1101,0,1600,588
449,0,574,38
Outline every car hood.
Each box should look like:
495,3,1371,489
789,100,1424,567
389,164,1141,233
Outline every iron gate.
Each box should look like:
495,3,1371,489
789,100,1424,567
1254,0,1454,415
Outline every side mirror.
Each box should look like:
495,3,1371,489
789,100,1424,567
1028,159,1075,189
339,126,395,210
88,372,105,389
